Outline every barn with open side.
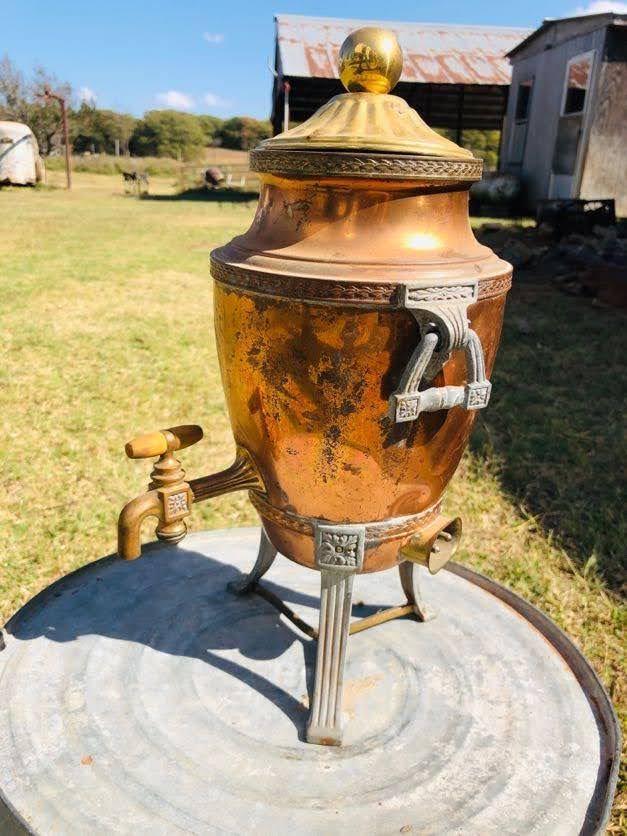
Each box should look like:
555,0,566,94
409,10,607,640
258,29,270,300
270,14,530,143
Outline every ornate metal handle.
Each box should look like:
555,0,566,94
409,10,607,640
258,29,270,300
390,281,492,423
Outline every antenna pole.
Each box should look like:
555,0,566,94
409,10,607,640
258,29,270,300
43,87,72,190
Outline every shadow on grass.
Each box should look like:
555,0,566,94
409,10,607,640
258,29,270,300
141,187,259,203
470,278,626,592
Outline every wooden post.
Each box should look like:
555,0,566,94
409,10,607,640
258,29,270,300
42,87,72,190
283,81,291,133
455,84,465,148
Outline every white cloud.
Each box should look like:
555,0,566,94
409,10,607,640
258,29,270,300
155,90,195,110
203,92,230,109
79,86,96,104
203,32,224,44
571,1,627,14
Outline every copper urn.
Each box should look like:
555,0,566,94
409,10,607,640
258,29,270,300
118,28,512,746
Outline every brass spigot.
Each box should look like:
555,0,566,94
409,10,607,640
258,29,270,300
399,516,462,575
118,425,203,560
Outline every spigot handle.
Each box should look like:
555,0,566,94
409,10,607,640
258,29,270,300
125,424,203,459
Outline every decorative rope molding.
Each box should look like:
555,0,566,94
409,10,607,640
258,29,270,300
250,149,483,181
249,490,442,543
211,259,512,308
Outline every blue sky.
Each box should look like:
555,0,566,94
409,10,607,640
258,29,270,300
3,0,624,119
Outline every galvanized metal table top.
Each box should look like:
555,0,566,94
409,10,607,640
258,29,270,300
0,528,618,835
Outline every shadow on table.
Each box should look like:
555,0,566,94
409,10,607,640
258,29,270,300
5,543,394,740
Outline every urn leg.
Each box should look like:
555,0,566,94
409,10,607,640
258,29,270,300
306,569,355,746
306,523,365,746
228,528,277,595
398,560,435,622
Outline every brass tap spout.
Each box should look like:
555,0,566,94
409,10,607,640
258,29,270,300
116,425,264,560
118,490,162,561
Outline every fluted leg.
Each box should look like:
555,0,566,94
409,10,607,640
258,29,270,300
306,523,365,746
306,570,355,745
228,528,277,595
398,560,435,622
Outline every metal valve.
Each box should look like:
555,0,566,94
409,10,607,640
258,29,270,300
118,425,203,560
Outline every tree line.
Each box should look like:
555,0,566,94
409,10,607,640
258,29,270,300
0,55,272,159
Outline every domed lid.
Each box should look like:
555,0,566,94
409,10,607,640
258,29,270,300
251,27,481,181
260,92,472,159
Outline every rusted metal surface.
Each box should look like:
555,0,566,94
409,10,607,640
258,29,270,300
0,528,619,833
276,14,529,85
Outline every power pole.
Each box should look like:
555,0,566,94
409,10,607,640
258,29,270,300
43,86,72,190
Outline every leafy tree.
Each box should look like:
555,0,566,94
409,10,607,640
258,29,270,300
0,54,27,120
0,56,73,155
130,110,206,160
462,130,500,171
434,127,501,171
71,103,136,154
218,117,272,150
197,114,222,146
27,67,72,156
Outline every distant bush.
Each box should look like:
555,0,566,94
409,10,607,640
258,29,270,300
71,103,137,155
129,110,207,161
434,127,501,171
46,154,183,176
218,117,272,150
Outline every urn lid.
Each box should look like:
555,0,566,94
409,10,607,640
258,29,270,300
251,27,482,181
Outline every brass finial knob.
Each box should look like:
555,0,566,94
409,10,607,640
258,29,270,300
339,27,403,95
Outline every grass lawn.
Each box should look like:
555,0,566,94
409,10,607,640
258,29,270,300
1,171,625,827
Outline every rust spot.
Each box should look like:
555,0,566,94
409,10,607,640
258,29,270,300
342,674,382,719
342,462,361,475
81,755,93,766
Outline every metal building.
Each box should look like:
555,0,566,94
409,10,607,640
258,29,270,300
271,15,530,140
500,13,627,214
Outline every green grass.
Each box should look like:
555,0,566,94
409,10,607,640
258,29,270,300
1,172,625,828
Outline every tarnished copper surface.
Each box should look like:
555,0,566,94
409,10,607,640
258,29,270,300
214,276,505,571
208,98,510,572
213,178,509,288
118,27,511,576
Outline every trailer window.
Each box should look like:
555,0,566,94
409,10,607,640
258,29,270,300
562,52,594,116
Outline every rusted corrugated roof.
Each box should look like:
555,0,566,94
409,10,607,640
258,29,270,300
276,14,531,85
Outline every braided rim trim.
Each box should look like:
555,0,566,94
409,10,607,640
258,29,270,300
249,491,442,542
250,149,483,181
211,259,512,306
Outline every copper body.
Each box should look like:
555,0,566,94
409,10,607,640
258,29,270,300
212,175,510,572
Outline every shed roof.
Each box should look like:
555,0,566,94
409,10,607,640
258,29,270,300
276,14,530,86
506,12,627,59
